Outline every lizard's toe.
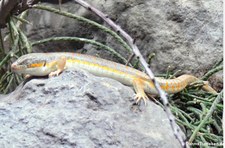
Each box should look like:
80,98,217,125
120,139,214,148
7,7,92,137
134,93,149,105
49,70,61,77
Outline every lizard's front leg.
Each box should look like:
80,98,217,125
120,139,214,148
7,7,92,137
132,78,149,105
48,56,67,77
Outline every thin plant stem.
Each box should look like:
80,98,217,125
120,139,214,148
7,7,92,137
0,29,4,53
32,5,132,53
188,90,223,143
126,53,135,66
31,36,128,64
201,65,223,80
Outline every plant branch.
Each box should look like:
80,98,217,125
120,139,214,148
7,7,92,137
201,65,223,81
188,90,223,143
126,53,135,66
0,29,4,53
32,5,132,53
31,36,128,64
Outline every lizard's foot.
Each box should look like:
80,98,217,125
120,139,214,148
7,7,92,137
132,78,149,105
24,74,32,79
49,70,61,77
48,56,66,77
134,93,149,105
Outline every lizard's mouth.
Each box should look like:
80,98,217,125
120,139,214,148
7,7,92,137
11,63,26,73
11,63,19,71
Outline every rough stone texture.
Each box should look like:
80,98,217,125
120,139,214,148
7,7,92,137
24,0,222,89
0,70,183,148
0,95,5,100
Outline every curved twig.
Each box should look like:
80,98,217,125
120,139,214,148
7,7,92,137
31,36,128,64
32,5,132,53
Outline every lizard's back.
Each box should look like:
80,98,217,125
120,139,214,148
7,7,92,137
44,52,149,79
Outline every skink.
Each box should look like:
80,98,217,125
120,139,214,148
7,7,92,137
11,52,217,103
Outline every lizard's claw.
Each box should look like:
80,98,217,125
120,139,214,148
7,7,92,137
134,93,149,105
24,74,31,79
49,70,61,77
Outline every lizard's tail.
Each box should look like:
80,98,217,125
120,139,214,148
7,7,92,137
153,74,218,95
177,75,218,94
202,81,218,95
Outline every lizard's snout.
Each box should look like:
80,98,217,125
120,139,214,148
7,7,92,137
11,63,19,71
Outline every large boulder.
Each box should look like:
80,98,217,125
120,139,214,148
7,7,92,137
0,69,183,147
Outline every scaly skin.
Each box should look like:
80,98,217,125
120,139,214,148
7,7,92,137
11,52,217,103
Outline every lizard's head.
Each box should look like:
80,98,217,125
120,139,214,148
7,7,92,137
11,53,54,76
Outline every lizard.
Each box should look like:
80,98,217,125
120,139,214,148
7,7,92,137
11,52,217,103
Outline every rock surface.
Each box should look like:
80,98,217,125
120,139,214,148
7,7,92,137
0,70,183,148
24,0,222,90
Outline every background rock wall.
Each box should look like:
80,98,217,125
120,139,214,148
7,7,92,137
25,0,222,89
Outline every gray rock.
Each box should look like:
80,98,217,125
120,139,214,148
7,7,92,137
0,69,183,148
0,94,6,99
24,0,222,90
